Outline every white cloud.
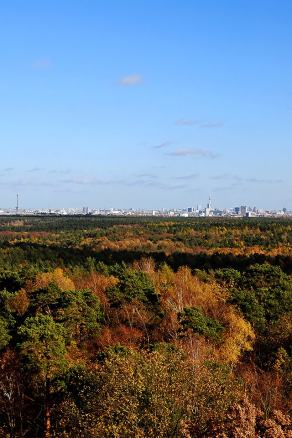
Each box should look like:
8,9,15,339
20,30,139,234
173,173,198,180
211,174,283,184
119,74,143,86
166,148,220,158
27,167,42,173
200,122,224,128
175,119,199,126
175,119,224,128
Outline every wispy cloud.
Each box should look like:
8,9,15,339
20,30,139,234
61,174,186,192
135,173,158,179
173,173,198,180
3,167,14,172
0,171,188,193
175,119,224,128
27,167,42,173
153,141,172,149
119,74,143,86
125,179,186,191
200,122,224,128
61,177,109,186
166,148,220,158
62,176,120,187
245,177,283,184
211,174,283,184
33,57,52,70
49,169,71,175
0,179,58,188
52,188,87,194
211,173,231,180
176,119,199,126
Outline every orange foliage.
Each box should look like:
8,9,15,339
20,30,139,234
73,272,118,308
8,289,29,315
132,257,156,273
97,325,144,348
238,363,290,415
116,301,153,327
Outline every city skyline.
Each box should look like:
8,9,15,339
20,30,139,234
1,1,292,209
0,192,290,217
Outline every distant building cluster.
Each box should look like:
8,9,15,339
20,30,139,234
181,196,291,218
0,195,291,218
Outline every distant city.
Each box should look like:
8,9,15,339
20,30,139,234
0,195,291,218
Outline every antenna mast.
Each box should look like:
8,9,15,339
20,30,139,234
16,193,19,215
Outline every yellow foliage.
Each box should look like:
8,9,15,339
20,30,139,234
33,268,75,291
219,309,255,363
151,265,255,363
153,265,225,314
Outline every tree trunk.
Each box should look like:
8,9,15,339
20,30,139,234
44,381,51,438
44,404,51,438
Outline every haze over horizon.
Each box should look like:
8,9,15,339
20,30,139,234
1,1,292,210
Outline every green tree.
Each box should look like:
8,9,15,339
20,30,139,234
179,307,224,342
108,265,158,306
18,314,67,438
30,285,103,344
0,317,11,350
56,289,103,343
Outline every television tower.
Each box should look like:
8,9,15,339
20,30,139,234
207,194,211,210
16,193,19,215
205,194,212,217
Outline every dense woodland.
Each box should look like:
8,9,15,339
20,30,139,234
0,216,291,437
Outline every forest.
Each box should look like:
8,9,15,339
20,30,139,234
0,216,291,437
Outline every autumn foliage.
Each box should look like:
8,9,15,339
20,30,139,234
0,216,291,437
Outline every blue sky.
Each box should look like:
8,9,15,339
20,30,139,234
0,0,291,210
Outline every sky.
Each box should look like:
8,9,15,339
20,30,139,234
0,0,292,210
